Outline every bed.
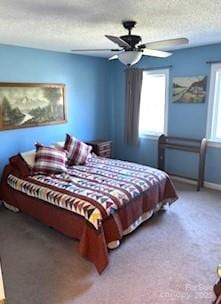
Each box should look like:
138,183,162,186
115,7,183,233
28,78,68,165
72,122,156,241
0,153,178,273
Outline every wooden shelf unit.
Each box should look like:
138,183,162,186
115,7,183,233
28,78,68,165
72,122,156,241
158,135,207,191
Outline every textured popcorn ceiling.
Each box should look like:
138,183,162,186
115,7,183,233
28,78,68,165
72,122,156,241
0,0,221,57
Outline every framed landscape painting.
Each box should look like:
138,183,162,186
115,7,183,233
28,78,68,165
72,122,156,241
173,76,207,103
0,83,66,131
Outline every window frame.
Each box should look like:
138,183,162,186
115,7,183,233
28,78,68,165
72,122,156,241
206,63,221,147
139,68,169,139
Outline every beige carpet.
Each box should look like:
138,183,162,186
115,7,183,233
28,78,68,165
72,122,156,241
0,181,220,304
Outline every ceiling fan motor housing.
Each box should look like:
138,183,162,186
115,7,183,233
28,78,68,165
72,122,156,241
120,35,141,48
121,21,141,48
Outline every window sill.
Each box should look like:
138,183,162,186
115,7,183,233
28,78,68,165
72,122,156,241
139,136,221,147
139,134,161,141
207,140,221,148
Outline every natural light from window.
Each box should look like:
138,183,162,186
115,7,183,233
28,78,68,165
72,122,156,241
139,69,168,136
207,64,221,142
216,73,221,139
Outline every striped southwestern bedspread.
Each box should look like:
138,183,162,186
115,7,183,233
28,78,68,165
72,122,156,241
7,156,176,230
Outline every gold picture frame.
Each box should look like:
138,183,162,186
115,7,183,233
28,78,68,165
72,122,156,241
0,83,67,131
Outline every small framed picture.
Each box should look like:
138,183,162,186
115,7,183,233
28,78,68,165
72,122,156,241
173,76,207,103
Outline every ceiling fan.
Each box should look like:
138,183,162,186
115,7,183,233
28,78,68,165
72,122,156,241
71,21,189,66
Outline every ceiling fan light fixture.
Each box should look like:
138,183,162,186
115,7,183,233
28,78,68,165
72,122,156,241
71,21,189,64
118,51,142,66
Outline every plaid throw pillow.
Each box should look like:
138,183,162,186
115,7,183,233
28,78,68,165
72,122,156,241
33,144,67,175
64,134,92,165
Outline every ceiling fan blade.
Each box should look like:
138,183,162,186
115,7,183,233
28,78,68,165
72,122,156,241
139,38,189,50
108,54,118,61
142,49,172,58
105,35,131,49
71,48,122,52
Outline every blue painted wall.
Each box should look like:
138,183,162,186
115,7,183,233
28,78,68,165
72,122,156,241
109,43,221,184
0,44,110,174
1,42,221,185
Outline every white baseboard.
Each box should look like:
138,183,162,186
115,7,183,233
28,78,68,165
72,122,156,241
170,175,221,191
204,181,221,191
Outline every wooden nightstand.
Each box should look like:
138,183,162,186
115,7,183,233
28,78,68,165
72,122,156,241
87,140,112,158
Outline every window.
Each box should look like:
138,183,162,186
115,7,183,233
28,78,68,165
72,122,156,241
139,68,169,137
207,63,221,143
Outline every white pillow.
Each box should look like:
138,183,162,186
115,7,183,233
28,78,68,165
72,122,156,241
54,141,65,149
20,150,36,168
